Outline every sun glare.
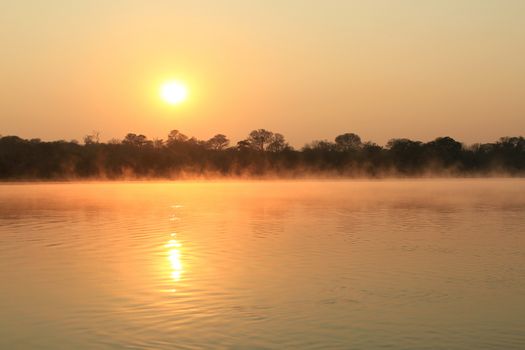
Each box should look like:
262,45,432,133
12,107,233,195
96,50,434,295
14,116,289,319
160,81,188,105
165,238,183,282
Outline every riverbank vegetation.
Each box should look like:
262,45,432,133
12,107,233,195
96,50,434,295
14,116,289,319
1,130,524,179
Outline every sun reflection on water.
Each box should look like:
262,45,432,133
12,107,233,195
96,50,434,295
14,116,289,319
165,236,183,282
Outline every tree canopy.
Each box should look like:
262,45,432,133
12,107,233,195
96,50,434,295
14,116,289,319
0,130,524,179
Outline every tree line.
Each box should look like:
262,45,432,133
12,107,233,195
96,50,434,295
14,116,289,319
0,129,524,179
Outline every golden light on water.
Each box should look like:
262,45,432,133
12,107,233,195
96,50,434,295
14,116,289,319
160,81,188,105
165,238,183,281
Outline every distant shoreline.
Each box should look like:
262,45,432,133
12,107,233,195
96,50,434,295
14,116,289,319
1,174,524,184
1,131,524,180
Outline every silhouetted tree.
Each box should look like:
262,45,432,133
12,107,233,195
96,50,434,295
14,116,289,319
303,140,336,152
267,133,290,152
122,133,151,147
83,131,100,145
207,134,230,150
425,136,463,168
335,133,362,151
248,129,274,151
386,138,425,173
236,140,252,151
167,130,188,146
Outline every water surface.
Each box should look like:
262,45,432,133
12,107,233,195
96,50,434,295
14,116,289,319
1,180,524,349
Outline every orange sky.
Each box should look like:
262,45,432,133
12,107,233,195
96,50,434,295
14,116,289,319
1,1,524,146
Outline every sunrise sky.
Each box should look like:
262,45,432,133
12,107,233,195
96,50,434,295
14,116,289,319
1,1,524,146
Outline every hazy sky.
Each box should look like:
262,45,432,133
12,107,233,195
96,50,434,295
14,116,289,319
1,0,524,146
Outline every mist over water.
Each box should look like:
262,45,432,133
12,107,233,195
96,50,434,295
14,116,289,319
1,180,524,349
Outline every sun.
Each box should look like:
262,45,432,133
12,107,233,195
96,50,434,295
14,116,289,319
160,81,188,105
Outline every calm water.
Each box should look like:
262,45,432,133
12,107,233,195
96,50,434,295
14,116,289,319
0,180,524,349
